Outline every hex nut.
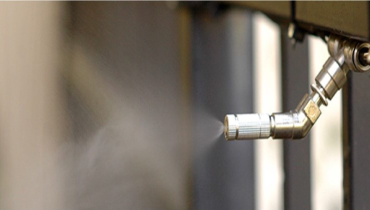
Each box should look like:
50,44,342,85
303,99,321,124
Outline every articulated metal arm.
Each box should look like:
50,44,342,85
224,35,370,140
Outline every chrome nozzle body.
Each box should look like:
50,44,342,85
224,34,370,140
225,92,319,140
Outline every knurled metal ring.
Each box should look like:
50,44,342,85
234,114,239,139
311,83,328,106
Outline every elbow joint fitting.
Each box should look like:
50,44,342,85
225,93,318,140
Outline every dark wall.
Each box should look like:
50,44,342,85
191,9,255,210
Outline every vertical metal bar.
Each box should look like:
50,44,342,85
343,3,370,209
343,71,370,210
342,72,352,210
178,7,193,209
281,32,311,210
191,9,255,210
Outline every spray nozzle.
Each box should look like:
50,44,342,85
224,34,370,140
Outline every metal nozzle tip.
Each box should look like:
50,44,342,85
224,114,238,141
224,113,272,140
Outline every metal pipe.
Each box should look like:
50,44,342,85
224,34,370,140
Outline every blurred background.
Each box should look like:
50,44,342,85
0,2,342,210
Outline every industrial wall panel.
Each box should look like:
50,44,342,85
296,2,369,40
